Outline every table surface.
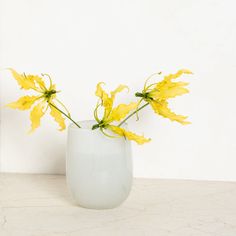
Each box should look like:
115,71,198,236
0,174,236,236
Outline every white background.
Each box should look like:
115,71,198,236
0,0,236,181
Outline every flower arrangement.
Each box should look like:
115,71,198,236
6,68,192,144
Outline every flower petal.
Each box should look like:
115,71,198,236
164,69,192,81
29,102,46,132
32,75,46,91
152,81,189,99
108,102,137,122
149,69,192,100
150,100,190,125
110,85,128,100
95,82,113,118
7,95,39,110
49,103,66,131
9,68,37,90
109,125,151,145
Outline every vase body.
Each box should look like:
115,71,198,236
66,120,132,209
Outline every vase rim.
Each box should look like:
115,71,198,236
69,120,127,131
69,120,96,130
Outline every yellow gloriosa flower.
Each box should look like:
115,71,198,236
135,69,192,125
7,69,67,132
92,82,150,145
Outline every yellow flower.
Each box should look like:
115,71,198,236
135,69,192,125
92,82,150,145
7,69,67,132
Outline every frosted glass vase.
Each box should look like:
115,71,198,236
66,120,133,209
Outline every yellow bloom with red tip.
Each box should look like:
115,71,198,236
93,82,150,145
7,69,67,132
136,69,192,125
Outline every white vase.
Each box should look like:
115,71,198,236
66,120,133,209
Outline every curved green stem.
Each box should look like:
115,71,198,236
55,98,71,118
143,72,161,90
100,128,117,138
135,98,144,121
118,102,149,127
48,102,81,128
42,73,53,89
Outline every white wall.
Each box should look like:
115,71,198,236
1,0,236,181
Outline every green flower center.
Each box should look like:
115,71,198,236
135,92,153,101
92,120,107,130
44,90,57,99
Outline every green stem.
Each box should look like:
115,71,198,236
118,102,149,127
48,102,81,128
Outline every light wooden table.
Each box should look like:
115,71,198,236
0,174,236,236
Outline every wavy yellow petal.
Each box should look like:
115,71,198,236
150,100,190,125
110,85,129,100
109,125,151,145
49,103,66,131
152,82,189,99
31,75,46,91
9,68,37,90
164,69,192,81
108,102,137,122
7,95,39,110
95,82,107,99
95,82,113,119
161,86,189,99
29,102,45,132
